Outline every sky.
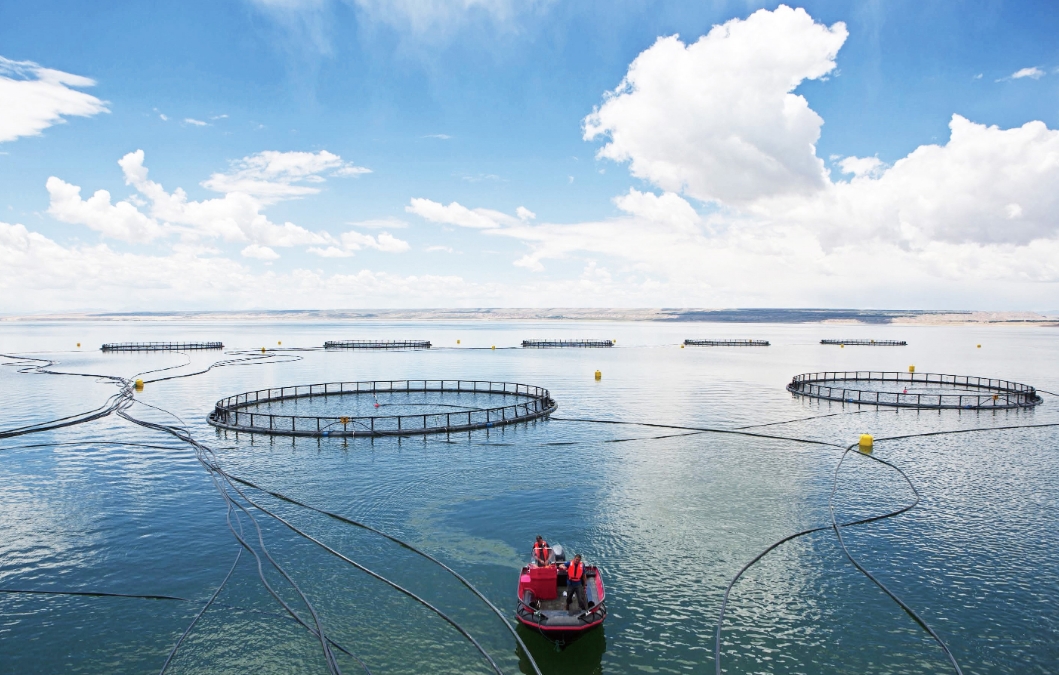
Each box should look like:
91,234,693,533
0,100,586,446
1,0,1058,312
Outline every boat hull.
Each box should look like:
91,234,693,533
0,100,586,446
516,563,606,639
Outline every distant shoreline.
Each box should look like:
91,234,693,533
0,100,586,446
1,308,1057,326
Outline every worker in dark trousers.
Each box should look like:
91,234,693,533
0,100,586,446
563,554,586,613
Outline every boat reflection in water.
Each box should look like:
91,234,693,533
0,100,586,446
516,624,606,675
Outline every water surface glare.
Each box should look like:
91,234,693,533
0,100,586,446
1,321,1057,674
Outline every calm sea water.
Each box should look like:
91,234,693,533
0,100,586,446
1,320,1057,674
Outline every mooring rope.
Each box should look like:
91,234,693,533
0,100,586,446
550,411,1059,674
4,348,1055,675
121,404,346,675
0,588,189,601
549,416,846,448
0,351,516,674
223,472,545,675
828,444,964,675
122,398,511,675
157,546,243,675
711,422,1059,674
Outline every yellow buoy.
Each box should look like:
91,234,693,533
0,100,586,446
340,416,350,425
457,339,461,344
76,342,81,348
977,344,981,348
840,344,844,348
134,379,144,391
680,344,685,348
491,345,495,350
908,365,915,373
594,370,602,380
278,341,282,346
858,433,873,452
261,347,266,353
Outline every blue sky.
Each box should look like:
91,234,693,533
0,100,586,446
1,1,1057,311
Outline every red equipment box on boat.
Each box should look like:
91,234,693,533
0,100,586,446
527,565,557,600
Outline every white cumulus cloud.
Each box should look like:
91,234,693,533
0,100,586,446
307,230,410,257
307,246,354,258
583,5,847,206
837,155,886,179
1011,67,1045,80
45,176,167,243
45,150,344,249
406,198,516,228
118,150,332,247
771,115,1059,248
0,219,498,311
241,244,280,260
0,56,109,143
202,149,370,202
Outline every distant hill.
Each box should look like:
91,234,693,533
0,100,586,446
2,308,1056,325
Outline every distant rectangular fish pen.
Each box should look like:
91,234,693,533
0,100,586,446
324,340,431,349
820,339,907,346
521,339,614,348
101,342,224,352
684,339,770,346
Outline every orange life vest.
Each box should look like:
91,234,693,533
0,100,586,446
568,559,584,582
533,541,550,561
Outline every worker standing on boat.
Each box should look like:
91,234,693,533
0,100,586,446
564,554,587,612
533,536,551,566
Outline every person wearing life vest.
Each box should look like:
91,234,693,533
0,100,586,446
563,553,587,612
532,535,551,566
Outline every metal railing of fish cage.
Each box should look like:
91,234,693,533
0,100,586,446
101,342,224,352
323,340,431,349
787,371,1042,409
684,339,770,346
820,339,907,346
521,339,614,348
207,379,558,437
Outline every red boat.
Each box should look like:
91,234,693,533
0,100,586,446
516,543,606,638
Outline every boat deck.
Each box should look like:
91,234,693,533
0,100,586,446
521,568,603,627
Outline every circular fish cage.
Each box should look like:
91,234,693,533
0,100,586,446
522,339,613,348
684,339,770,346
207,379,558,437
820,339,906,346
102,341,224,352
324,340,431,350
787,371,1042,409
